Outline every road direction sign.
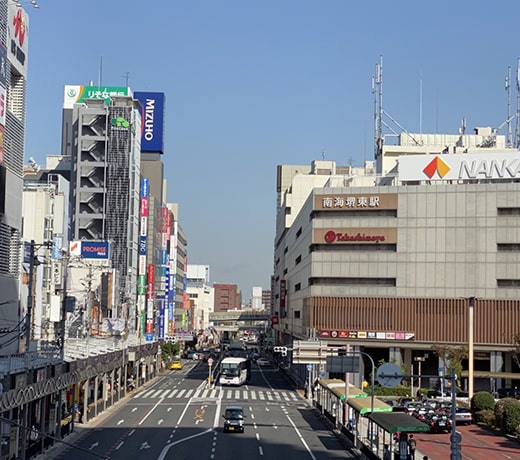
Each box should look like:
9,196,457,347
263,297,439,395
376,363,402,388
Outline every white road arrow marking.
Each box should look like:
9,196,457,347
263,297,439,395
140,441,151,450
89,442,99,450
132,408,137,412
167,407,172,412
158,419,164,425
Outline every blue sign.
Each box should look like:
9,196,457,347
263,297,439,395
141,178,149,198
307,364,312,371
23,241,32,263
52,236,63,260
80,241,110,259
134,92,165,153
139,236,147,256
145,333,154,342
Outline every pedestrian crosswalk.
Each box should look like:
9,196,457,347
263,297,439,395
134,387,300,402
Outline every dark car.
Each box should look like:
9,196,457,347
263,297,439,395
426,413,452,433
497,388,520,399
223,406,246,433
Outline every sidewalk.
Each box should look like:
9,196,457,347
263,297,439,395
33,377,159,459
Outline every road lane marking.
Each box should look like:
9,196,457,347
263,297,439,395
284,412,317,460
259,446,264,455
138,399,164,425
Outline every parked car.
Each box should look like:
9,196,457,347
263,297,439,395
454,407,472,425
497,388,520,399
222,406,246,433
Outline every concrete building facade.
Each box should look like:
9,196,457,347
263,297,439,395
274,136,520,394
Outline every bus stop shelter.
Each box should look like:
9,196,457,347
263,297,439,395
367,412,430,460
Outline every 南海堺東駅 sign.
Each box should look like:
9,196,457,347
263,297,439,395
398,151,520,182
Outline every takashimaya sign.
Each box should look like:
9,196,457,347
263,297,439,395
314,193,397,211
313,228,397,245
398,152,520,182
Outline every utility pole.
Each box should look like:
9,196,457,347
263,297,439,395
25,240,35,353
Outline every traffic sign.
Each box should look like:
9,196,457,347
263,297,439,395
207,358,214,366
292,340,327,364
376,363,402,388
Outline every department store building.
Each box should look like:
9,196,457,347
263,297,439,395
273,141,520,394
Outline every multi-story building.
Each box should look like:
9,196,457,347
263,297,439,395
21,162,69,348
273,132,520,395
65,88,141,330
186,264,213,332
0,2,33,355
213,284,241,312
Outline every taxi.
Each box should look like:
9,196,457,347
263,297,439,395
170,359,183,370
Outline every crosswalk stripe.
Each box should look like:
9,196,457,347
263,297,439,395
137,388,300,401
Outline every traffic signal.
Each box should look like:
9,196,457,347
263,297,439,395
274,346,288,356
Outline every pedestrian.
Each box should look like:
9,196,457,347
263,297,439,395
408,434,417,460
383,443,392,460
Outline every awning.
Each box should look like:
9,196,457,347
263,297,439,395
319,378,368,399
347,396,392,414
368,412,430,434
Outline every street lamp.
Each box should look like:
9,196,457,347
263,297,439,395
414,356,426,397
467,296,476,400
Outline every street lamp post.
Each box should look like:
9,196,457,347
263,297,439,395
467,296,476,400
414,356,426,397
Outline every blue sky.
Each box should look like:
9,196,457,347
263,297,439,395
24,1,520,298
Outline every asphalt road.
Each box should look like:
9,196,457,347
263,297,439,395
48,358,360,460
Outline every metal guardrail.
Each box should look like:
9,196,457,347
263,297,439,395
0,333,150,376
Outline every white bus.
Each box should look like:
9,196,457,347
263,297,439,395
219,357,249,386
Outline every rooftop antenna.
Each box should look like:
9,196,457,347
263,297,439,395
419,71,423,135
321,148,325,160
123,72,131,87
506,66,513,148
515,58,520,148
372,55,383,160
98,56,103,87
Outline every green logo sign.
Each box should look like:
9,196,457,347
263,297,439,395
110,117,129,128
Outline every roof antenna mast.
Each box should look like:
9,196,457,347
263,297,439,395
515,58,520,148
505,66,512,148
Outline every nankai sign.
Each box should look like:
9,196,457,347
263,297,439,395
398,152,520,182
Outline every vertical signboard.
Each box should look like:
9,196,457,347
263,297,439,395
134,91,165,153
8,4,29,78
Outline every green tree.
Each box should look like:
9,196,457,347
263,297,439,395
431,344,468,386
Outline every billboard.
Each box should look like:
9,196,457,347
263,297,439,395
8,4,29,78
63,85,131,109
134,92,165,153
69,241,110,259
398,152,520,182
